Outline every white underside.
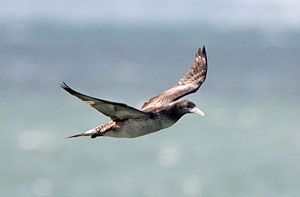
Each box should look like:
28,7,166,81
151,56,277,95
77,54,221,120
104,117,175,138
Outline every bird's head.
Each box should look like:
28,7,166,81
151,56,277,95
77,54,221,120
173,99,205,117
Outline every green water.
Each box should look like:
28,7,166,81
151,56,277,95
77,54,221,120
1,95,299,196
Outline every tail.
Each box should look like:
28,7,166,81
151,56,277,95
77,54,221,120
67,129,94,138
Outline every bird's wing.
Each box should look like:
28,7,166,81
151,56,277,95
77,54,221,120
141,47,207,111
61,82,149,120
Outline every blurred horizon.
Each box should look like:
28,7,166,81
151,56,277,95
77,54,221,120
1,20,299,99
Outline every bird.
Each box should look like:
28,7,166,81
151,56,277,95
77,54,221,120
61,46,207,139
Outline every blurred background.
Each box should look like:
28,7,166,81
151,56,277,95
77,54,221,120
1,0,300,196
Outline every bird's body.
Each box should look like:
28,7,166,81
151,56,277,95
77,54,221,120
62,47,207,139
93,115,174,138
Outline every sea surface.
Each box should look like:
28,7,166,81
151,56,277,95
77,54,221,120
0,21,299,196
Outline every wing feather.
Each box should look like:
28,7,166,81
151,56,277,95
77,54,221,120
61,82,149,120
142,46,207,111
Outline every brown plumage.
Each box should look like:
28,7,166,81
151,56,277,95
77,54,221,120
62,47,207,138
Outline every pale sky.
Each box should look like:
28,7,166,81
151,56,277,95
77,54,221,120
1,0,299,28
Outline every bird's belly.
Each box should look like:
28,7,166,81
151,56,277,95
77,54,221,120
105,118,174,138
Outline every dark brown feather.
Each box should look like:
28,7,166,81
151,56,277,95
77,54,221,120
61,82,149,120
141,47,207,111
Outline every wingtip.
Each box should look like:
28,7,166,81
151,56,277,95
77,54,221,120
197,46,206,56
60,81,68,89
60,82,79,96
60,81,75,92
202,46,206,54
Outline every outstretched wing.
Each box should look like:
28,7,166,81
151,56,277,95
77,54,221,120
142,46,207,111
61,82,149,120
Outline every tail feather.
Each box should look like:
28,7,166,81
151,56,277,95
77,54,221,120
67,129,94,138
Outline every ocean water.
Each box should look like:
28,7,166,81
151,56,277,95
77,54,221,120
1,22,300,196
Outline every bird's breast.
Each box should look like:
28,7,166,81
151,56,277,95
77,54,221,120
107,116,176,138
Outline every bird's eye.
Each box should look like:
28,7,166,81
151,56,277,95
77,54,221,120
187,102,195,108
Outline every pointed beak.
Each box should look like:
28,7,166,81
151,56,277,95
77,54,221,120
189,107,205,116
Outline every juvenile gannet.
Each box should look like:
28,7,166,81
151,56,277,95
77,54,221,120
62,47,207,138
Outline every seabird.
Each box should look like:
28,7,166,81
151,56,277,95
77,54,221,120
62,47,207,138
